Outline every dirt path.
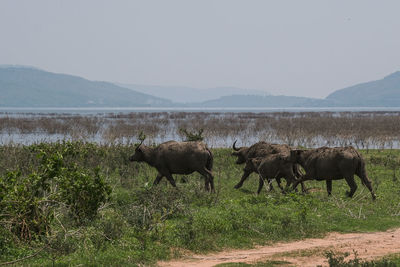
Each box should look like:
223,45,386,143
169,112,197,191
158,228,400,267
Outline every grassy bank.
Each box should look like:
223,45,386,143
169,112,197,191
1,142,400,266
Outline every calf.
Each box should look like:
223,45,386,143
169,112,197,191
232,141,306,192
248,154,299,194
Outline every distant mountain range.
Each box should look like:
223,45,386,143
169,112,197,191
0,66,172,107
194,72,400,107
196,95,332,107
116,83,269,103
326,71,400,107
1,65,399,108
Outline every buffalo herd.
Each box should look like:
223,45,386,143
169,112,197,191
130,139,376,200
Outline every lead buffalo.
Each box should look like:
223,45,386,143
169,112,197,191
249,154,298,194
291,146,376,200
231,141,306,192
129,140,215,192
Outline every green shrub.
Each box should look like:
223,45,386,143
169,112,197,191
0,170,54,240
57,166,111,224
179,128,204,141
0,142,112,245
325,250,397,267
36,144,112,224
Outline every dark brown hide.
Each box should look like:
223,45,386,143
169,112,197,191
249,154,298,194
130,141,214,191
232,141,305,192
291,146,376,199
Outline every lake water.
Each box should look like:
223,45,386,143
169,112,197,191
1,107,399,148
1,106,400,114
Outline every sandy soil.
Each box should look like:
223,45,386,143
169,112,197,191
158,228,400,267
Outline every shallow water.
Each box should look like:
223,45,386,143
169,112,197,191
0,110,399,148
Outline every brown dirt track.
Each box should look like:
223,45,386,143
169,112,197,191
158,228,400,267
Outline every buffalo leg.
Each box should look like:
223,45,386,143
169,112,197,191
344,176,357,197
199,170,210,191
292,179,301,191
364,181,376,200
283,170,298,193
234,169,253,189
208,173,215,193
257,176,265,194
292,175,310,191
292,179,316,195
266,178,274,191
326,180,332,196
274,177,284,191
153,173,164,185
294,165,307,193
299,182,307,193
291,181,305,193
204,180,210,191
359,175,376,200
164,173,177,187
199,168,215,192
283,179,294,193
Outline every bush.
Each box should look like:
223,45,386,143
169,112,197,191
0,142,112,245
57,166,111,224
325,250,397,267
36,144,112,224
179,128,204,141
0,170,54,240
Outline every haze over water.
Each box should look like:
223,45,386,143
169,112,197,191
1,1,400,99
1,107,400,115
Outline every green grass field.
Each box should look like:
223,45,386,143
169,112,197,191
1,142,400,266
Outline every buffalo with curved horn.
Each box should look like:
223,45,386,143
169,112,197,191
231,140,306,193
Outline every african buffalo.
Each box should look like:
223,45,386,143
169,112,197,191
231,140,306,192
249,154,298,194
129,140,215,192
291,146,376,200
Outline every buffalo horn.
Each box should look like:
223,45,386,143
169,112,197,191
232,140,240,151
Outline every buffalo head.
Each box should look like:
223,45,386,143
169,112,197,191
129,141,145,162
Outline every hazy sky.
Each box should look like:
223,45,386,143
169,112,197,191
1,0,400,98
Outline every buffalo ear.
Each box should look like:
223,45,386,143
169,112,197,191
231,151,239,156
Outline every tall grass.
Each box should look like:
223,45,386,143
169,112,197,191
1,142,400,266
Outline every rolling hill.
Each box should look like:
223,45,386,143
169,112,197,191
1,65,399,108
196,94,333,107
0,66,172,107
197,71,400,107
117,83,270,103
326,71,400,107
